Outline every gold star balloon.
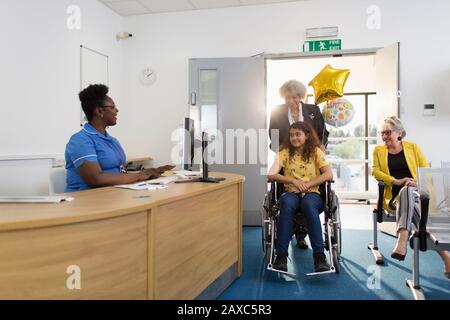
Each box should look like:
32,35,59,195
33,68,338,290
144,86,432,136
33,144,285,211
308,64,350,105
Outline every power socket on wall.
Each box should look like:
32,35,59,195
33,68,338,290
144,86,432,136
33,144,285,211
423,104,435,116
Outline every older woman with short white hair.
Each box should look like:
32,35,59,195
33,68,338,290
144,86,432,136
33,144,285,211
269,80,328,151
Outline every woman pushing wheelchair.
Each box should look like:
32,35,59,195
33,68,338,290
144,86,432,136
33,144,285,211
268,121,333,273
372,116,450,279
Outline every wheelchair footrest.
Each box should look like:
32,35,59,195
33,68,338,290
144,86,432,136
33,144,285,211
306,268,337,276
267,265,296,278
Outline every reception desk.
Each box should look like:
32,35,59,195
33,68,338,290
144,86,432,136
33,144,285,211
0,172,244,299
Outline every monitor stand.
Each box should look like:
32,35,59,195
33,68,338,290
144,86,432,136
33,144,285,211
176,131,225,184
175,176,225,184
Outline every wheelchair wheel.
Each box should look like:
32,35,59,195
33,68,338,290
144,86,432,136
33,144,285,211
261,217,274,261
261,212,270,252
332,202,341,273
333,203,342,257
332,247,340,273
261,221,266,253
265,222,276,262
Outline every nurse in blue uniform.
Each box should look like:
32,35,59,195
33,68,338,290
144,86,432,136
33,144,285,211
65,84,174,192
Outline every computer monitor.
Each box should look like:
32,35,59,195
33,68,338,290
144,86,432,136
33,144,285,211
183,117,195,171
176,131,225,184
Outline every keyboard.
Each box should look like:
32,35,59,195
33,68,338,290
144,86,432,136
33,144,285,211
145,176,178,185
173,170,202,177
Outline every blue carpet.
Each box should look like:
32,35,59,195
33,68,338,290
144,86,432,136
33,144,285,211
218,227,450,300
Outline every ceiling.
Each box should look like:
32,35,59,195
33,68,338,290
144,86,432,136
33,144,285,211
98,0,307,16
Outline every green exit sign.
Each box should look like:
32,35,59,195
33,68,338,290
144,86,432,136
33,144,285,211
303,39,342,52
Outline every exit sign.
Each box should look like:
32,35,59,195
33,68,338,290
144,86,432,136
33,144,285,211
303,39,342,52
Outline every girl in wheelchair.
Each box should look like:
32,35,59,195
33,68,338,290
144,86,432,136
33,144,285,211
268,121,333,273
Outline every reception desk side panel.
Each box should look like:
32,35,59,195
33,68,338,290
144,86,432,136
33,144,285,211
153,184,239,299
147,208,155,300
237,182,243,276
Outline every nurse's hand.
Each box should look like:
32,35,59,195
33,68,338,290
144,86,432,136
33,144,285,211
155,164,176,174
141,168,161,180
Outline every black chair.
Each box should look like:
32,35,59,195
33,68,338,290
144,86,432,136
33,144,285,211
368,181,433,267
368,181,398,265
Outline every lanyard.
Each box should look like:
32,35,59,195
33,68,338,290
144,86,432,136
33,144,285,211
104,140,126,173
288,103,303,124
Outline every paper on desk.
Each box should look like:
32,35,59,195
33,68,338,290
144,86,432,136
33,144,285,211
114,182,168,191
0,196,74,203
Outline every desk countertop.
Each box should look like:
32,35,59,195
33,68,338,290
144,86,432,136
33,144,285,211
0,172,244,232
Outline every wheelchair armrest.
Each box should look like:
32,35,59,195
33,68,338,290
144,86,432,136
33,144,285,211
325,180,332,206
266,180,278,203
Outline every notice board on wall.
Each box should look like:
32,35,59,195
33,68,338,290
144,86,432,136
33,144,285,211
80,45,109,125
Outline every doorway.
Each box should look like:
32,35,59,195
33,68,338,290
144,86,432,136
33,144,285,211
266,45,399,196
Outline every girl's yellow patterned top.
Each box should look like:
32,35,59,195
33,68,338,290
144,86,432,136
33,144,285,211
276,147,328,194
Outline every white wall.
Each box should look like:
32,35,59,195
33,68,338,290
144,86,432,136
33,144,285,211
0,0,125,157
0,0,124,195
122,0,450,167
2,0,450,195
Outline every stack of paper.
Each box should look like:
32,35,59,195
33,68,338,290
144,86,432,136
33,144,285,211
114,175,179,191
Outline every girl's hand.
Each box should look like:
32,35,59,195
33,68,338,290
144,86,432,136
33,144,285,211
293,179,310,193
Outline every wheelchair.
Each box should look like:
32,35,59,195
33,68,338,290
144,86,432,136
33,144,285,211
261,180,342,276
368,181,397,265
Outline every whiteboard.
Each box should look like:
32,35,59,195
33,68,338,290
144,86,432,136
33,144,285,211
80,45,109,125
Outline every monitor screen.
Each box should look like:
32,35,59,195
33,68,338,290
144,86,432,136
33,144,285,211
183,118,195,170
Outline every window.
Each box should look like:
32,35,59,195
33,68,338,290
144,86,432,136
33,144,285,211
189,69,218,138
308,93,377,193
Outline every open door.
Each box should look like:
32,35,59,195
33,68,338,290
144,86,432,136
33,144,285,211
189,57,266,225
374,42,400,143
374,42,401,236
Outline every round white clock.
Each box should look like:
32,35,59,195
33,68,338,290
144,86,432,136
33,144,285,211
140,67,157,85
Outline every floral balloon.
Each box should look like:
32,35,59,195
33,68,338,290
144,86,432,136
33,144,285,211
322,99,355,127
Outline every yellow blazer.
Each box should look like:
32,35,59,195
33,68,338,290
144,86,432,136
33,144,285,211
372,141,428,211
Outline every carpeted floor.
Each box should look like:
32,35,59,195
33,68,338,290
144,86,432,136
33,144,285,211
218,205,450,300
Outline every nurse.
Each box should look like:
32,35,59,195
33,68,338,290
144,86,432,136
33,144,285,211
65,84,174,192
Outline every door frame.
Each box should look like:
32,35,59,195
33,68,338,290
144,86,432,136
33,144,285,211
261,48,381,60
262,45,400,116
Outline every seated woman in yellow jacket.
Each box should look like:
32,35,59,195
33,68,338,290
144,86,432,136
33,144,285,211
372,116,450,279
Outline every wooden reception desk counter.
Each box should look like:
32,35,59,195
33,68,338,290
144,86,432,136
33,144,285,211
0,172,244,299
